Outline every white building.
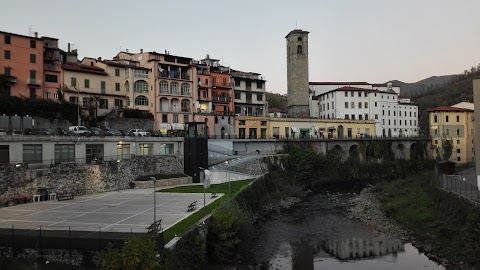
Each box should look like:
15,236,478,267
310,82,418,137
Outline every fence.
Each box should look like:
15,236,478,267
434,173,480,205
0,226,164,253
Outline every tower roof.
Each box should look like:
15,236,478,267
285,29,309,39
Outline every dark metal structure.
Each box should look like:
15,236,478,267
184,122,208,183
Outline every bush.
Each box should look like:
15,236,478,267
123,108,154,119
99,236,160,270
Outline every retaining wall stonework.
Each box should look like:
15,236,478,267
133,177,192,189
0,155,183,198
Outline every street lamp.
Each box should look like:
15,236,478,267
199,167,211,207
73,79,80,126
225,161,230,193
150,176,157,223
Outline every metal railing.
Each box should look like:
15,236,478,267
435,174,480,205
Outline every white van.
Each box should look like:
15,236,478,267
69,126,91,136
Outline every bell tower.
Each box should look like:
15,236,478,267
286,29,310,118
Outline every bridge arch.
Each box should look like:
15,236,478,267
365,144,374,162
395,144,406,159
329,144,344,161
349,144,360,162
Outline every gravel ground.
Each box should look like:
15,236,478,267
347,186,410,240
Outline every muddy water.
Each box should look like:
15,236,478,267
251,192,446,270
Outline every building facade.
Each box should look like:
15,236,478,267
428,103,475,164
231,70,267,117
0,31,44,98
311,82,418,137
286,29,310,118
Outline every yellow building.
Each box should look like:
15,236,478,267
427,103,475,164
235,116,376,139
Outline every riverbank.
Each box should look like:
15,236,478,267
353,172,480,270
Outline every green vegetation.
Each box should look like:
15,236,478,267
159,179,254,243
371,172,480,269
265,91,287,111
123,108,154,119
99,237,160,270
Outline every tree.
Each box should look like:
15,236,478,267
99,237,160,270
441,135,454,161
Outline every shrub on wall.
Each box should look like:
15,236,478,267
123,108,154,119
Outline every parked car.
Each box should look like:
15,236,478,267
89,127,104,136
7,129,23,135
103,127,122,136
119,129,134,137
30,128,54,135
54,127,71,136
129,129,149,137
68,126,92,136
147,130,162,137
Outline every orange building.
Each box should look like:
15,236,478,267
0,31,44,98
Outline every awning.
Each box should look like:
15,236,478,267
159,123,171,134
291,127,298,133
171,123,185,130
319,127,325,131
327,126,336,130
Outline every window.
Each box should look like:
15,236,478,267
457,157,461,162
71,77,77,87
23,144,42,163
160,144,174,155
297,45,302,54
375,102,377,107
358,102,362,109
84,79,90,88
115,68,120,76
30,54,36,63
134,80,149,93
135,95,149,106
162,114,168,122
29,70,36,79
434,115,438,122
54,144,75,163
45,74,58,83
457,140,460,144
101,81,106,92
114,99,123,108
173,115,178,123
238,120,245,125
364,92,367,97
115,82,120,91
99,99,108,109
345,114,349,119
30,40,36,48
351,92,354,97
388,110,390,116
134,69,149,78
359,115,363,120
446,129,449,135
434,140,438,145
170,82,179,94
257,94,263,101
256,82,263,89
4,50,11,59
4,67,11,76
365,114,369,120
246,81,251,89
180,83,190,95
139,143,153,156
29,88,36,98
345,92,348,97
117,144,130,160
358,92,361,97
235,80,240,87
457,115,460,122
375,114,378,119
4,35,11,44
184,114,189,123
446,116,449,122
235,92,241,99
457,129,460,136
160,80,168,94
345,102,348,108
351,114,355,120
457,149,460,154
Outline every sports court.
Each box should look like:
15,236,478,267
0,188,220,233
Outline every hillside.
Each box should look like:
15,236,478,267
414,70,480,135
391,75,456,97
265,92,287,111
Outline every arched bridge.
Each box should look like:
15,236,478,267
208,137,431,162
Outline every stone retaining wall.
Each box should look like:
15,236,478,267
0,155,183,198
133,177,192,189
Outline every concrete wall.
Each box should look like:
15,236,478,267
0,154,184,198
133,176,191,189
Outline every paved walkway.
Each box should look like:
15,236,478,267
0,189,220,233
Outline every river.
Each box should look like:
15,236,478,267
249,191,446,270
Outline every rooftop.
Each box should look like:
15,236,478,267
426,105,474,112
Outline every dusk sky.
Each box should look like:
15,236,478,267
2,0,480,94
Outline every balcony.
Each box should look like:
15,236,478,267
27,78,41,86
5,76,16,84
212,96,232,103
212,82,232,88
215,110,235,116
181,107,190,112
181,73,190,80
44,64,60,72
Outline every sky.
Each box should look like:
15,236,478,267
2,0,480,94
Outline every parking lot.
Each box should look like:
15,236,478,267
0,188,220,233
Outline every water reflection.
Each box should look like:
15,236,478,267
270,241,445,270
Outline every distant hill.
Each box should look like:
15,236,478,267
412,68,480,135
391,75,456,97
265,92,287,111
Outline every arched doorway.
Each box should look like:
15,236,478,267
330,145,344,161
396,144,406,159
337,125,344,138
410,143,418,160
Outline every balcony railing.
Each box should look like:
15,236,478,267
27,78,41,85
181,108,190,112
212,82,232,88
199,95,210,101
212,96,232,103
215,110,235,116
181,73,190,80
246,99,252,104
6,76,16,84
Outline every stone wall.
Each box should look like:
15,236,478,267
133,177,192,189
0,155,183,198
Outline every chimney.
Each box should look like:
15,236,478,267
68,43,71,52
98,57,102,61
140,49,143,53
34,32,38,38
